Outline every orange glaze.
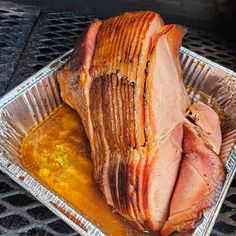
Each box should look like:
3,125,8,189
20,104,150,236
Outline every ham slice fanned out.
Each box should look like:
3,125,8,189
161,102,224,235
161,122,225,235
57,11,225,235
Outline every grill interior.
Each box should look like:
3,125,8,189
0,1,236,235
0,1,39,96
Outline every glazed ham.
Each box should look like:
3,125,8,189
57,11,225,235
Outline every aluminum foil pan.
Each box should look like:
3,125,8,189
0,47,236,236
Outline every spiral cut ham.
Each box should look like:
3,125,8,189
57,11,225,235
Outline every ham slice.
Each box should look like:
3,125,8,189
161,102,224,235
161,122,225,235
57,11,225,234
143,24,190,231
186,102,222,154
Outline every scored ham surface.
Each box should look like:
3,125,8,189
57,11,225,235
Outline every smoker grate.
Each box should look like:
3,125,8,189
7,12,95,91
183,31,236,72
0,5,236,236
0,172,79,235
0,1,39,97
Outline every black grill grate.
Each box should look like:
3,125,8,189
183,31,236,71
0,172,79,235
0,1,39,96
7,12,95,91
0,3,236,236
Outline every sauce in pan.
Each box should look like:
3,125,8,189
21,104,148,236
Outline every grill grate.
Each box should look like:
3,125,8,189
0,1,39,97
183,31,236,72
0,5,236,236
7,12,95,91
0,172,78,235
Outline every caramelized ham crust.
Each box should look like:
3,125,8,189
57,11,225,234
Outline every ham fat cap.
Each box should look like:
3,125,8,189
57,11,225,234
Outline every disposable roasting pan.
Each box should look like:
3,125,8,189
0,47,236,236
